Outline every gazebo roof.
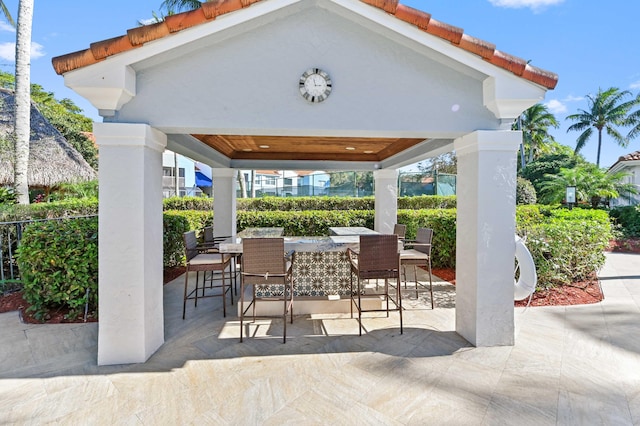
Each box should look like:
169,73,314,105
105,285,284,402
0,89,97,188
52,0,557,90
50,0,558,171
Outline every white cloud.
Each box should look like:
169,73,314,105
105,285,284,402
545,99,567,114
630,81,640,90
31,42,45,59
0,41,46,61
563,95,584,102
0,20,14,33
138,18,158,26
488,0,564,12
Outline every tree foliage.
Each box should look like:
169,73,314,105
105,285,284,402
516,103,559,165
520,147,580,195
566,87,638,167
416,152,457,175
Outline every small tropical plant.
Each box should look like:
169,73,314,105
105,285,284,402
539,164,637,207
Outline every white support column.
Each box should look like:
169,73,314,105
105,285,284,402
374,169,398,234
453,130,521,347
94,123,167,365
212,168,238,238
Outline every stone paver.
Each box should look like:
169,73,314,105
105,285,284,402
0,252,638,424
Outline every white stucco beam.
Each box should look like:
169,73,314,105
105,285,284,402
166,134,231,168
483,76,546,121
64,65,135,114
381,138,453,169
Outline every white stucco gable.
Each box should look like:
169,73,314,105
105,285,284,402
58,0,549,170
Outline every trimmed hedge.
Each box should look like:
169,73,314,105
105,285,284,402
237,210,374,236
163,195,456,212
0,198,98,222
17,217,98,321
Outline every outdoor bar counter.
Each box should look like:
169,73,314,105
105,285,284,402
219,231,364,298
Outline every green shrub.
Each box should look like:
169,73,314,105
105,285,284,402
397,209,456,268
609,206,640,237
0,187,17,205
162,212,191,268
522,218,612,288
17,217,98,321
516,177,537,205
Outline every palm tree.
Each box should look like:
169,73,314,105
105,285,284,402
626,93,640,141
160,0,203,13
13,0,34,204
519,104,559,165
0,1,14,26
566,87,636,167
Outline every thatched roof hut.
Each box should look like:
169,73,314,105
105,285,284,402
0,88,97,188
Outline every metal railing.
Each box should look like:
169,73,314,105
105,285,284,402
0,215,98,287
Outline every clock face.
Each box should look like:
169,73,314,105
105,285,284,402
299,68,332,103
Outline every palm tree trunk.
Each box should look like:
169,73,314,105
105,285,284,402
237,172,246,198
250,170,256,198
596,128,602,168
13,0,34,205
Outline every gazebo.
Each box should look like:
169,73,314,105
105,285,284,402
52,0,557,365
0,88,96,192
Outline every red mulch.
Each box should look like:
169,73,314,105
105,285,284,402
3,238,636,323
0,291,98,324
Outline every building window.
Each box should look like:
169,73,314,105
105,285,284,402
284,178,293,185
264,177,276,185
163,167,185,178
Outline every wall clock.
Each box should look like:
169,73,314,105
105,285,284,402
299,68,332,103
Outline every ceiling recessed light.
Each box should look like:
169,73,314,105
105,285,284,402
364,150,374,154
259,145,270,149
345,147,356,151
242,148,252,152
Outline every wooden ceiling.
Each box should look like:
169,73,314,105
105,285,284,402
191,135,426,162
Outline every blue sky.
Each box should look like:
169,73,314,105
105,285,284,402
0,0,639,169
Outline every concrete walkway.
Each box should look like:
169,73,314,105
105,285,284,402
1,252,639,424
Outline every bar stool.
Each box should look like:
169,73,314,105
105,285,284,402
400,227,434,309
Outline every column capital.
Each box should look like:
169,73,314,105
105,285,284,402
211,168,238,179
454,130,522,157
93,122,166,153
373,168,399,180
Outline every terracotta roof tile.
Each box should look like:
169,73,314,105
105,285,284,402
164,8,210,33
52,48,103,75
620,151,640,162
490,50,527,76
127,21,171,46
90,35,137,61
360,0,398,14
202,0,245,18
459,34,495,60
521,63,558,89
51,0,558,90
394,4,430,30
426,18,463,44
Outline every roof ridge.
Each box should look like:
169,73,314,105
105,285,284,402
51,0,557,89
